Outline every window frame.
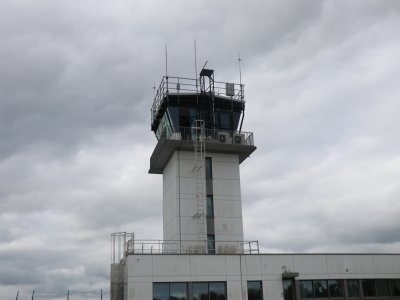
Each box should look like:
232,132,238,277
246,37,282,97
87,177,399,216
247,280,263,300
314,280,328,298
300,279,345,299
300,280,314,299
283,279,295,300
207,234,215,254
206,195,214,218
327,279,344,298
361,279,376,297
390,279,400,296
347,279,360,298
153,282,188,300
205,157,212,179
192,281,227,300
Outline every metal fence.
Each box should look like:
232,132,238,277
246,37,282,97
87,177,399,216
162,127,254,146
111,234,259,257
126,239,259,255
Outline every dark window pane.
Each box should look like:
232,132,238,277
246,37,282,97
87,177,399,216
219,111,231,130
347,279,360,297
233,112,240,130
189,108,198,126
248,281,262,300
193,283,208,300
390,279,400,296
205,157,212,179
362,279,376,297
167,106,180,128
328,280,343,297
314,280,328,298
207,196,214,217
153,283,169,300
209,282,226,300
207,235,215,254
283,279,294,300
375,279,390,297
300,280,313,298
170,283,187,300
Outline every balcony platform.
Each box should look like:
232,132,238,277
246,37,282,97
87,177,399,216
149,129,256,174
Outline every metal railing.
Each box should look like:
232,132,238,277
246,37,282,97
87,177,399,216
151,76,245,124
111,233,259,258
161,126,254,146
123,239,259,255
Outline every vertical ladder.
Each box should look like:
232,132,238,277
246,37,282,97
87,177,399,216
192,120,206,252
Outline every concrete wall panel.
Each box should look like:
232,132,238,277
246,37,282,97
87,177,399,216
264,279,284,300
189,255,227,276
294,255,328,275
261,255,295,276
152,255,190,277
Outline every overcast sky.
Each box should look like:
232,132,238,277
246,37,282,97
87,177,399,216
1,0,400,299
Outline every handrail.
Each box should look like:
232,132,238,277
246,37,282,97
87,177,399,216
159,127,254,146
111,233,259,258
122,239,259,255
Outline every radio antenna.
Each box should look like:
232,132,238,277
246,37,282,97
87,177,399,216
201,60,208,70
165,44,168,77
238,54,242,85
194,40,198,92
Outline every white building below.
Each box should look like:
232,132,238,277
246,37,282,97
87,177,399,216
112,252,400,300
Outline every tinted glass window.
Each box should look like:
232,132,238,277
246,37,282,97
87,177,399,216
209,282,226,300
170,283,187,300
207,235,215,254
193,282,208,300
314,280,328,297
375,279,390,297
362,279,376,297
328,280,343,297
189,108,198,126
233,112,240,131
207,196,214,217
283,279,294,300
219,111,231,130
153,283,169,300
205,157,212,179
193,282,226,300
248,281,262,300
300,281,313,298
391,279,400,296
168,106,180,128
347,279,360,297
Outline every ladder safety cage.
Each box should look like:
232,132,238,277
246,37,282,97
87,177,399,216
192,120,207,252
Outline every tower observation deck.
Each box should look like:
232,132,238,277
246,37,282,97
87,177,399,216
149,69,256,174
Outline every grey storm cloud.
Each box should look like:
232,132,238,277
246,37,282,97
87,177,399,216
1,0,400,298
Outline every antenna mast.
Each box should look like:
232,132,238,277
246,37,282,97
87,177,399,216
194,40,198,92
165,44,168,77
238,54,242,85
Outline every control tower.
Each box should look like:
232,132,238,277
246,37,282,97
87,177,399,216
149,69,256,254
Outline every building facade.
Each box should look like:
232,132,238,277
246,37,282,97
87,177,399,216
110,70,400,300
